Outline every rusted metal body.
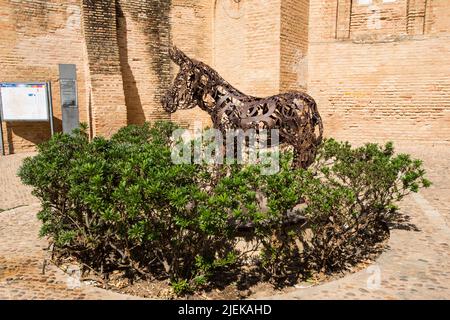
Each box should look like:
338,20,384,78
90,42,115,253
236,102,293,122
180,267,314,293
162,46,323,168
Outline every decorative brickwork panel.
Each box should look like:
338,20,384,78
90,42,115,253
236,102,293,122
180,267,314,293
336,0,352,40
424,0,450,35
350,0,408,42
308,0,450,145
407,0,427,35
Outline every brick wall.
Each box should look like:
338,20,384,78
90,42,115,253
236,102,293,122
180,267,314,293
169,0,213,129
350,0,408,41
82,0,127,138
212,0,310,94
280,0,310,91
0,0,208,151
116,0,171,126
1,0,449,153
213,0,281,97
0,0,89,153
308,0,450,145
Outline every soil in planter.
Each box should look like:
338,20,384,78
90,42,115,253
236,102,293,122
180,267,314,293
55,237,388,300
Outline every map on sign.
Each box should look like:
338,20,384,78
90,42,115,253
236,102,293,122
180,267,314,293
0,83,49,121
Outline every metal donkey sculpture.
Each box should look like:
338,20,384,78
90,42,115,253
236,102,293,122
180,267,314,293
162,46,323,169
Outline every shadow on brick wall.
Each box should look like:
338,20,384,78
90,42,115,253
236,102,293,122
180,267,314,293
116,4,145,125
5,118,62,154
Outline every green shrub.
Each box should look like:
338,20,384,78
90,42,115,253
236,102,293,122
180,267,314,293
255,139,430,278
301,139,431,272
18,123,430,293
19,122,265,289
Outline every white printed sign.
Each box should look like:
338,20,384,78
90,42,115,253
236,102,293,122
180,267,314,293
0,83,49,121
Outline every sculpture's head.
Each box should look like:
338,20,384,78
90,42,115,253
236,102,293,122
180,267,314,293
162,46,200,113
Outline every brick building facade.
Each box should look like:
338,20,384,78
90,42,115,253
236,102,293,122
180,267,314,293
1,0,449,153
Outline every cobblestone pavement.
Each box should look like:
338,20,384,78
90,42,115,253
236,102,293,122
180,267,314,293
0,153,139,300
0,145,449,300
0,153,36,211
261,144,450,300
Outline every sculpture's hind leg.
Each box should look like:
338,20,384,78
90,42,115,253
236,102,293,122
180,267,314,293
292,147,306,169
292,148,300,169
290,118,321,169
292,138,317,169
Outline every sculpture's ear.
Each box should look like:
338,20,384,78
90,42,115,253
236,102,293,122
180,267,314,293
169,46,191,66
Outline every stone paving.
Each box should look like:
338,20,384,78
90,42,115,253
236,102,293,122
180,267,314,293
261,144,450,300
0,152,36,211
0,204,140,299
0,153,138,300
0,145,449,300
